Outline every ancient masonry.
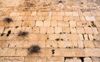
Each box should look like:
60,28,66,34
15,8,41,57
0,0,100,62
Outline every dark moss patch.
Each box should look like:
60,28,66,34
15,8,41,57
28,45,40,54
3,18,13,23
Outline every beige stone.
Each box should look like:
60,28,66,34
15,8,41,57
54,49,84,57
70,27,76,34
39,16,45,21
78,41,84,48
92,27,98,34
70,21,76,27
51,16,63,21
0,48,15,56
84,57,92,62
84,48,100,57
84,34,88,40
36,21,43,27
47,57,64,61
29,21,35,27
32,27,40,34
77,28,84,34
47,27,54,34
73,12,79,16
15,49,27,56
50,21,57,27
55,27,62,34
58,21,69,27
0,27,4,33
84,41,94,48
40,27,47,34
49,34,60,40
25,57,37,62
63,27,70,33
84,27,93,34
37,34,47,41
91,57,100,62
31,12,36,16
88,34,93,40
68,34,79,40
94,41,100,48
65,12,73,16
44,21,50,27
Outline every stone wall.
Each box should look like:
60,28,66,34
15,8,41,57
0,0,100,62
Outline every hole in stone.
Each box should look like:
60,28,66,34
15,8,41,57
18,31,29,37
80,57,84,62
28,45,41,54
59,0,63,3
7,30,11,36
91,21,96,27
52,49,55,54
82,34,85,40
3,18,13,23
1,33,4,36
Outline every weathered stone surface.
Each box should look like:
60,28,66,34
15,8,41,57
84,41,95,48
0,48,15,56
54,49,84,57
94,41,100,48
84,48,100,57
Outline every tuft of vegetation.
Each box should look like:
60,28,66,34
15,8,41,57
74,46,78,48
59,32,62,34
63,32,66,34
31,27,33,29
28,45,40,54
3,18,13,23
66,47,71,48
88,25,91,27
15,26,19,28
69,32,71,34
18,31,29,37
93,39,96,41
61,39,63,41
55,38,60,41
50,45,52,47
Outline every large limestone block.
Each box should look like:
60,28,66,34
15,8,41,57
15,49,27,56
1,0,23,7
68,34,79,40
93,41,100,48
47,57,64,61
54,49,84,57
84,57,92,62
25,57,46,62
83,41,95,48
91,57,100,62
0,48,15,56
85,16,96,21
84,48,100,57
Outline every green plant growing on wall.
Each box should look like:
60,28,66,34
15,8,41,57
15,26,19,28
88,25,91,27
61,39,63,41
93,39,96,41
69,32,71,34
3,18,13,23
28,45,41,54
55,38,60,41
